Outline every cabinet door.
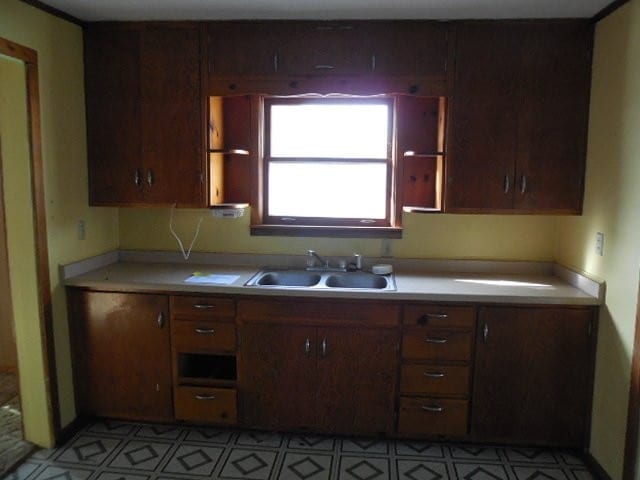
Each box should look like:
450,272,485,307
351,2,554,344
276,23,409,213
208,22,281,77
237,324,317,430
85,26,144,205
446,24,521,211
69,290,172,421
141,25,205,205
472,307,593,447
279,22,371,76
315,328,398,435
515,23,592,212
368,22,448,76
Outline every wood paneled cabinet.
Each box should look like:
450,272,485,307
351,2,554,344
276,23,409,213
472,306,595,447
446,21,593,213
85,24,206,206
67,290,173,421
236,299,399,435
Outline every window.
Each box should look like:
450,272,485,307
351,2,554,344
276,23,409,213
263,97,394,228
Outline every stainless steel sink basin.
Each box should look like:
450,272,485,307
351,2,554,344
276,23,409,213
245,268,396,291
255,271,322,287
325,272,389,289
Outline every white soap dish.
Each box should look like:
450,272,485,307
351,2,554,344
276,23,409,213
372,264,393,275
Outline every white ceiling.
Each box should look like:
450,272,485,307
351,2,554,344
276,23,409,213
38,0,613,22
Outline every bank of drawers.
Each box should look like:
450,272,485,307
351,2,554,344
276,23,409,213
398,305,475,436
170,295,238,425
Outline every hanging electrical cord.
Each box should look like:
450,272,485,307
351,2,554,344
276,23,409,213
169,204,205,260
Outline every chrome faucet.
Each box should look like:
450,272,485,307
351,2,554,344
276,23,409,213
307,250,329,269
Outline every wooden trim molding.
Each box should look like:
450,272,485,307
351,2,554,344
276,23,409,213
623,281,640,480
0,36,61,442
18,0,84,27
592,0,631,23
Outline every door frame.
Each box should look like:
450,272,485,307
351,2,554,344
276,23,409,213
0,37,60,439
624,280,640,480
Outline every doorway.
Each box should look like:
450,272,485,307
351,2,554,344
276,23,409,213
0,60,33,474
0,36,59,474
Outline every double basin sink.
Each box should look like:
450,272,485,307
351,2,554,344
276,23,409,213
245,268,396,291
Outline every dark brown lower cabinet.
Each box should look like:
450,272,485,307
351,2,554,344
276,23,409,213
472,306,595,447
68,290,173,422
238,323,398,435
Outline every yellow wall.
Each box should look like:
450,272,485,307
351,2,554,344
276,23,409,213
0,0,119,444
120,208,557,261
555,2,640,478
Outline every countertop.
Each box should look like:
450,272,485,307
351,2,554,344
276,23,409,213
63,251,603,306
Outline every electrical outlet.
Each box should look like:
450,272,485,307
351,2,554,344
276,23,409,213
78,220,86,240
595,232,604,256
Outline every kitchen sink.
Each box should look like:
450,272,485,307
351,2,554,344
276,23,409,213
245,268,396,291
325,272,389,289
255,271,322,287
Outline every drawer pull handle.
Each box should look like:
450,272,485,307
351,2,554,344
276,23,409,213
425,337,447,344
421,405,444,413
193,304,216,310
195,394,216,400
417,313,448,325
423,372,445,378
194,328,216,334
304,338,311,356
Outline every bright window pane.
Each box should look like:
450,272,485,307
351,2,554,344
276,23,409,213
270,104,389,159
268,162,387,219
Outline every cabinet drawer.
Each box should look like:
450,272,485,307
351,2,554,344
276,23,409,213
174,386,237,424
171,296,235,320
403,305,475,328
401,365,470,396
172,321,236,353
402,330,473,361
398,397,468,436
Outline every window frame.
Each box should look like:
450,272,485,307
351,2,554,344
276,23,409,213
262,96,396,228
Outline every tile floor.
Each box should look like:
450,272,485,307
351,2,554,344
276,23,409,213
4,419,597,480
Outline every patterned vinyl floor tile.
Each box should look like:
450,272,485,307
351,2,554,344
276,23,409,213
1,420,599,480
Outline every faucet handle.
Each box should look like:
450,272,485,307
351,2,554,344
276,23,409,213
353,253,363,270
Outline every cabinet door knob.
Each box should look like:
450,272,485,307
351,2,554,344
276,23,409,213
483,323,489,342
193,304,216,310
195,394,216,400
520,174,527,194
425,337,447,344
273,52,279,72
194,328,215,335
417,313,448,325
156,312,165,329
147,169,154,187
304,338,311,356
134,169,142,187
421,404,444,413
371,54,376,72
504,175,510,193
321,338,328,357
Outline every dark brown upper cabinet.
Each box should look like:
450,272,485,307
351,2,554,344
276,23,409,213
446,21,593,214
85,23,206,207
206,21,449,97
367,21,448,77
